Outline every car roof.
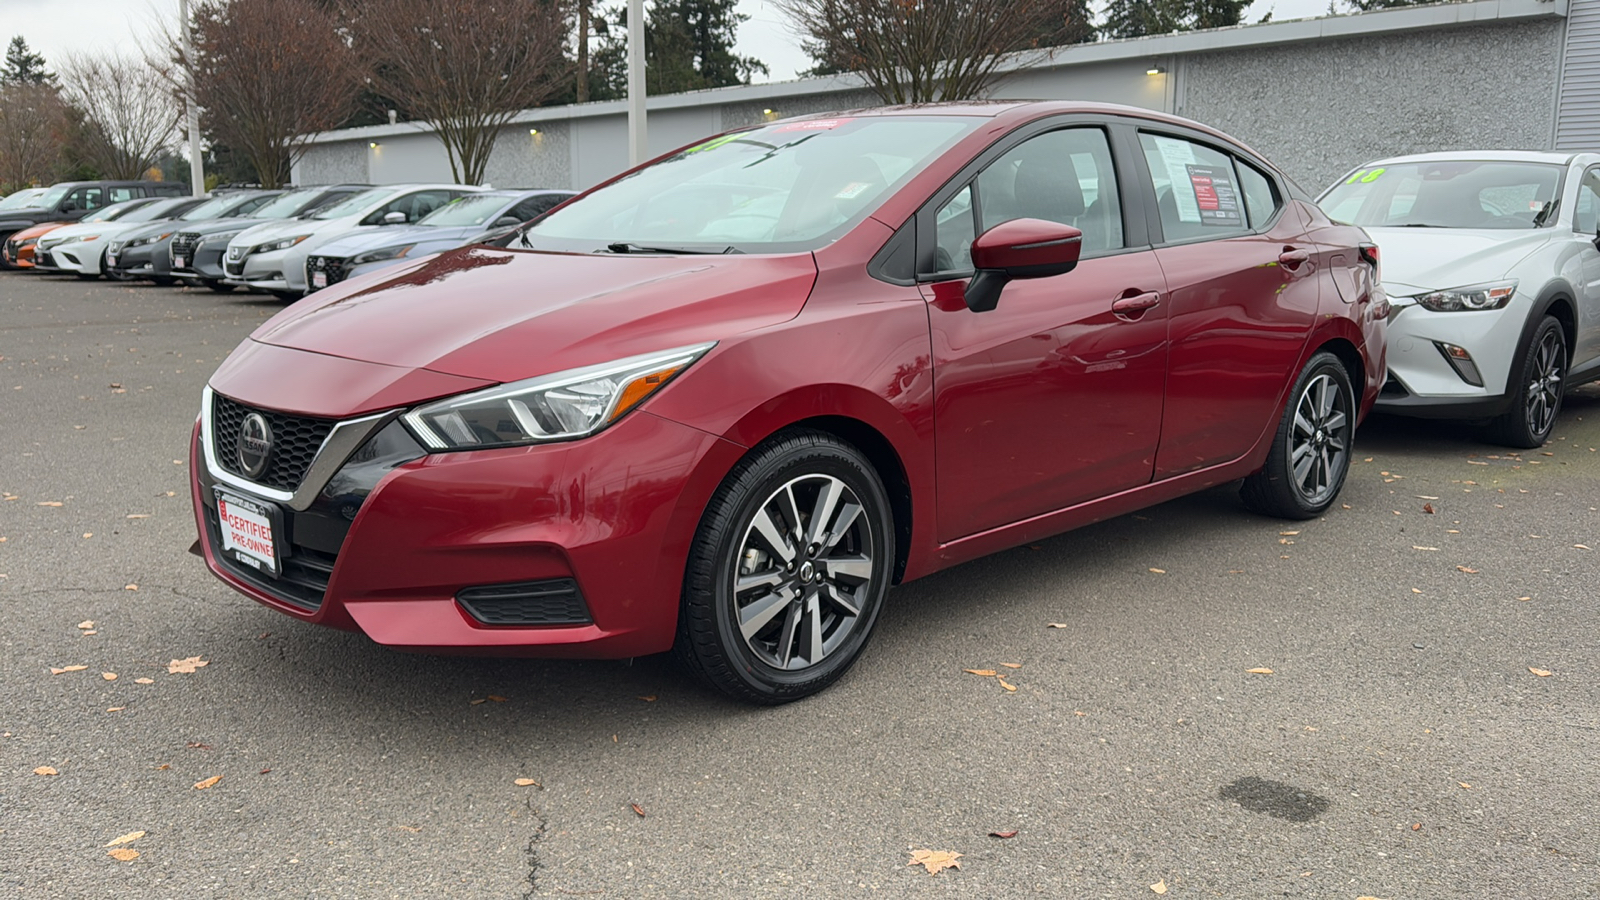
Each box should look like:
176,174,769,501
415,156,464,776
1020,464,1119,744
1348,150,1592,167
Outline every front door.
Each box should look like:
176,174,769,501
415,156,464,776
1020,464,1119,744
927,125,1169,542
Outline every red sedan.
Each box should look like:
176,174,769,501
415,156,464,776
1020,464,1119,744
191,102,1385,703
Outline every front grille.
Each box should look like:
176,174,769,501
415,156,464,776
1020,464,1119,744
212,393,336,493
170,232,200,266
3,239,15,260
456,579,591,625
204,504,333,612
224,258,245,277
305,255,351,290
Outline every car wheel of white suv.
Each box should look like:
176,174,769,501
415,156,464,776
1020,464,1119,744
1489,316,1567,449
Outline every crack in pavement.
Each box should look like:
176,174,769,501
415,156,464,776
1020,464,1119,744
521,793,550,900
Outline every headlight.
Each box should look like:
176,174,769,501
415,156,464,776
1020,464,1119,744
58,234,99,245
250,234,310,254
108,241,124,253
125,232,173,249
201,231,243,248
18,238,36,248
1414,280,1516,312
402,343,715,450
351,244,415,265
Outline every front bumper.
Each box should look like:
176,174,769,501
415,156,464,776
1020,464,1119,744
222,247,297,293
1373,300,1520,418
3,237,36,268
35,240,104,275
190,383,740,658
107,241,172,280
173,235,229,282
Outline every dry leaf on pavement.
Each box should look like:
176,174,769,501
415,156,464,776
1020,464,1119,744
638,695,657,702
167,657,209,674
49,665,88,674
1456,566,1478,574
33,766,58,776
907,849,961,875
963,669,997,677
630,803,646,817
999,663,1022,669
193,776,222,790
1149,567,1166,574
1423,503,1435,514
1046,623,1069,628
1458,782,1471,789
513,778,540,787
107,848,139,861
1529,667,1552,677
997,678,1017,692
77,620,94,629
102,673,117,681
105,831,145,847
1246,667,1275,675
124,584,137,591
134,678,154,685
1151,879,1168,894
989,830,1018,838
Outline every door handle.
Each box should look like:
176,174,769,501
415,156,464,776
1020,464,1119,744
1112,291,1161,315
1278,247,1311,268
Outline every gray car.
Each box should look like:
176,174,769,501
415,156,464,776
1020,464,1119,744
169,184,371,293
105,190,283,284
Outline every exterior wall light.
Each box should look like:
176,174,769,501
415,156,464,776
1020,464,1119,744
369,141,380,149
1146,64,1166,75
529,128,539,135
762,108,773,115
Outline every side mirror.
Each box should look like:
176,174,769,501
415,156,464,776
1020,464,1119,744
494,216,522,228
382,210,408,225
964,218,1082,313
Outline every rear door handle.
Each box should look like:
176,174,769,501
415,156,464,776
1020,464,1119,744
1112,291,1161,315
1278,247,1311,268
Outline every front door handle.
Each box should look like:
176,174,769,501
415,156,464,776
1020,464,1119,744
1112,291,1161,316
1278,247,1311,268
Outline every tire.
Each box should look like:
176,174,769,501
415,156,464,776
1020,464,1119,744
1241,351,1355,519
675,430,894,704
271,290,300,301
74,272,98,281
204,282,236,294
1487,316,1566,449
151,276,175,287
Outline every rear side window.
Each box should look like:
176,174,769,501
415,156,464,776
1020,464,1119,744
109,187,138,203
1237,161,1279,229
1139,133,1251,242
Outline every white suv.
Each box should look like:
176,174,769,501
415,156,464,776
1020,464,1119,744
1320,151,1600,447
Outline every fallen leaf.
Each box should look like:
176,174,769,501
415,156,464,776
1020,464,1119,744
105,831,145,847
1517,596,1532,602
107,848,139,861
630,803,646,817
1458,782,1471,789
1417,495,1440,500
82,630,97,636
106,707,124,713
999,663,1022,669
1412,823,1422,831
260,769,271,775
963,669,997,677
102,672,117,681
77,620,95,629
989,830,1018,839
186,742,212,750
486,695,508,702
1151,880,1168,894
33,766,58,776
37,501,63,507
167,656,208,674
1412,546,1439,551
1456,566,1479,574
1412,588,1423,594
50,665,88,674
1422,503,1435,514
1279,530,1300,536
1577,544,1592,550
133,677,154,685
82,532,92,539
124,584,137,591
155,764,170,770
1529,667,1552,677
513,778,541,787
470,698,487,705
638,695,657,702
1246,667,1274,674
997,678,1017,692
1148,567,1166,574
193,776,221,790
1047,623,1069,628
907,849,961,875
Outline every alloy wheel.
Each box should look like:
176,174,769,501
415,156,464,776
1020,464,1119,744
732,474,875,671
1288,372,1349,507
1524,328,1565,439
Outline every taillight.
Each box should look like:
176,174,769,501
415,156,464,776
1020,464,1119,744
1358,243,1379,280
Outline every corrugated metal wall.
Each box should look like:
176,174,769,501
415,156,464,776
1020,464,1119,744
1557,0,1600,149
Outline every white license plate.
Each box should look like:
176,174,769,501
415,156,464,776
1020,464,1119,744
173,255,186,268
311,271,328,289
215,489,279,576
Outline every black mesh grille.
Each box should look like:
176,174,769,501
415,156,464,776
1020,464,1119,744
224,257,245,277
306,255,351,290
170,232,200,265
204,505,332,612
456,579,591,625
211,393,336,493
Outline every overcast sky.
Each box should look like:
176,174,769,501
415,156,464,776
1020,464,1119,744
10,0,1336,84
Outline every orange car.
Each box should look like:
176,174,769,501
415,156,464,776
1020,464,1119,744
3,220,70,268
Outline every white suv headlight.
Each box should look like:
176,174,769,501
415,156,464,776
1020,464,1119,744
1414,280,1516,312
402,343,714,450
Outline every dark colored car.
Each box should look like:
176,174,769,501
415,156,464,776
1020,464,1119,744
0,180,189,264
190,102,1387,704
170,184,370,293
106,190,283,284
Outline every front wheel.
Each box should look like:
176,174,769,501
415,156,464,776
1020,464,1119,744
204,281,236,293
1241,351,1355,519
676,431,894,704
1487,316,1566,449
74,272,98,281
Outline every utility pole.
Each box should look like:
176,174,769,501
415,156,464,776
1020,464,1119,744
627,0,646,165
179,0,206,196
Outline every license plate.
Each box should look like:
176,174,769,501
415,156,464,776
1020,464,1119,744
215,489,280,576
312,271,327,289
173,255,186,269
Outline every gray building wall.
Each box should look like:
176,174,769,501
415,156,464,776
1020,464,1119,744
1182,20,1566,193
297,140,368,186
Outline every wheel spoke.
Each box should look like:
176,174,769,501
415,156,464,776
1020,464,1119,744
1290,439,1314,467
749,509,795,564
822,555,872,584
803,594,824,666
804,477,844,548
823,502,862,551
774,600,802,668
782,485,805,546
1293,410,1315,438
736,569,784,595
1323,410,1347,434
739,586,794,640
1292,448,1315,488
819,582,861,617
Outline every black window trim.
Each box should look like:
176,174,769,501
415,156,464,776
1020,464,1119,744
1130,124,1288,248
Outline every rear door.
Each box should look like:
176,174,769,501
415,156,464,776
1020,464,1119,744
1133,129,1321,478
923,118,1170,541
1571,165,1600,374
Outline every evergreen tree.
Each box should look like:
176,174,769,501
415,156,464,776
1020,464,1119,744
1101,0,1244,38
1,36,52,85
799,1,1096,78
589,0,767,98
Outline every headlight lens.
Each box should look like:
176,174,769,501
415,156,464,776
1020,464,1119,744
18,238,36,247
402,343,715,450
59,234,99,245
351,244,415,265
250,234,310,254
202,231,244,248
1414,280,1516,312
126,232,173,248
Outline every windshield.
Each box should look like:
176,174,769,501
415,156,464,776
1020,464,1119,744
0,188,46,210
250,189,320,219
36,186,70,208
528,116,978,252
179,196,235,220
311,187,401,220
1321,161,1564,229
418,194,515,227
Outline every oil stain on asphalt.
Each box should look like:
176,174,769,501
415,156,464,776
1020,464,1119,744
1219,776,1330,822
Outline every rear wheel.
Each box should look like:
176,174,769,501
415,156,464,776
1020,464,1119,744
1241,351,1354,519
1488,316,1566,449
676,431,893,704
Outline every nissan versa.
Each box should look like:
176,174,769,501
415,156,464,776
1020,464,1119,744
191,102,1386,703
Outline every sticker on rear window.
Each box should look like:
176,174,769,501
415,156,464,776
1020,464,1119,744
773,118,852,133
1186,165,1243,227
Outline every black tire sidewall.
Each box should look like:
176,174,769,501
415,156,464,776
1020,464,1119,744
1254,352,1355,518
1514,318,1566,446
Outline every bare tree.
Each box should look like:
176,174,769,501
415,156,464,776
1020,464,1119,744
0,87,69,187
347,0,573,185
57,53,180,180
173,0,364,188
776,0,1095,103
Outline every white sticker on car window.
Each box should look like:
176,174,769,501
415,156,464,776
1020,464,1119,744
1150,136,1201,223
1185,164,1243,227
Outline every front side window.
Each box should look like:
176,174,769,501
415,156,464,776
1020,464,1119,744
933,186,976,274
977,127,1123,253
528,116,978,253
415,193,507,227
1575,168,1600,236
1320,161,1562,229
311,187,403,220
1140,133,1251,242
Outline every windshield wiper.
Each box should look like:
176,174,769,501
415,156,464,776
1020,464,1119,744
1531,200,1557,228
602,242,743,255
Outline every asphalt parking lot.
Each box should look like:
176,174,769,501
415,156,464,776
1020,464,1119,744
3,274,1598,898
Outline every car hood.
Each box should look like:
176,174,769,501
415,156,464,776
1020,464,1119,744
171,216,261,236
1365,226,1551,296
42,220,126,242
251,246,818,385
118,220,185,243
0,206,53,222
314,225,478,258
